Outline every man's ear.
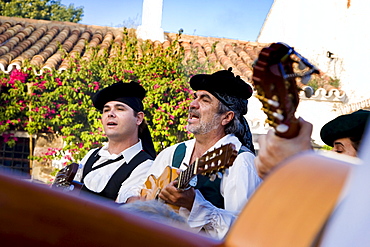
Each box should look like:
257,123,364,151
222,111,234,126
137,112,144,125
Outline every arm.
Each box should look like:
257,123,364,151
124,146,178,203
159,185,236,239
255,117,313,179
158,179,195,211
116,159,153,203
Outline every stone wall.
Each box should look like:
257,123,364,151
31,133,63,184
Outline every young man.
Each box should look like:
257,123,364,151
74,81,156,203
144,68,262,239
256,110,370,178
320,109,370,157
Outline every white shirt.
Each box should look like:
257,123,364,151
75,140,153,203
146,134,262,239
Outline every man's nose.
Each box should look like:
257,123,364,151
108,110,116,117
189,99,199,109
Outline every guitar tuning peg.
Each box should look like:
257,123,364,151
252,59,258,68
276,123,289,133
224,168,229,176
301,74,311,84
267,99,279,108
298,60,307,70
272,112,284,121
209,174,217,182
217,172,223,179
303,86,314,98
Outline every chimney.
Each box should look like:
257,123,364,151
136,0,165,42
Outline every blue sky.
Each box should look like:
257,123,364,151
62,0,273,41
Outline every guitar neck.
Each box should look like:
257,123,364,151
175,143,237,189
275,117,300,139
253,42,319,140
177,159,198,189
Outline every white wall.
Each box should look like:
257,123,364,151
258,0,370,103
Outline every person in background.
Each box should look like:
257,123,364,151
256,109,370,178
74,81,156,203
142,68,262,239
320,109,370,157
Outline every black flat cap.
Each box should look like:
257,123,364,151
320,109,370,147
92,81,146,112
190,68,253,100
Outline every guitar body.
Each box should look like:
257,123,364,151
141,166,180,211
141,144,237,211
0,172,222,247
142,166,179,200
226,152,353,247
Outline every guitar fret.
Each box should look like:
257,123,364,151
178,159,197,189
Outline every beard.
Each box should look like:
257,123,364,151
187,113,222,135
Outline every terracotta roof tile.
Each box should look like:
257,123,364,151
0,16,267,82
0,16,342,95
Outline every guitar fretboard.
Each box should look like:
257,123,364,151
176,144,235,189
177,159,198,189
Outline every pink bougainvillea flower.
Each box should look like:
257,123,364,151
8,69,28,87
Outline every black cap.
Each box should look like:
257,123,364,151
320,109,370,147
92,81,146,112
190,67,253,101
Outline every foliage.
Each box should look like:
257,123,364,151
0,29,213,165
320,145,332,151
0,0,84,23
307,74,341,92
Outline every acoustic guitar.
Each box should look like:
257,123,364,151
224,43,350,247
141,143,238,211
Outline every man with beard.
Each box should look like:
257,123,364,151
142,68,262,239
74,81,156,203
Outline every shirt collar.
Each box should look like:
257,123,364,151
210,134,242,152
186,134,242,155
99,140,144,162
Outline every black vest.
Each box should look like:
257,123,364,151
81,148,152,200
